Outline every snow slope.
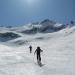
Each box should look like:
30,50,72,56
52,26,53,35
0,26,75,75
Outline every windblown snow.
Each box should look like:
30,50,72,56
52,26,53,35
0,26,75,75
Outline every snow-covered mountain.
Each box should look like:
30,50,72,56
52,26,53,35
0,19,75,44
20,19,65,34
0,19,66,42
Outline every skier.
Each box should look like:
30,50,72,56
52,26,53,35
29,45,32,53
34,46,43,65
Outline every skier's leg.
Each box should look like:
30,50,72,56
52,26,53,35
39,57,41,62
30,49,31,53
37,55,39,63
38,54,41,64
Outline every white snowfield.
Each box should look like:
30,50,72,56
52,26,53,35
0,26,75,75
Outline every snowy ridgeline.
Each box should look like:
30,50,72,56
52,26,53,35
0,25,75,75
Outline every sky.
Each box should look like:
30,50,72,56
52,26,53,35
0,0,75,26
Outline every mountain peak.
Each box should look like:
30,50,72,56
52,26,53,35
40,19,56,26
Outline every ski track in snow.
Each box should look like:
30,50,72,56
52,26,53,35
0,44,50,75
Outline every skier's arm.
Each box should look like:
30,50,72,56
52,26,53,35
41,49,43,52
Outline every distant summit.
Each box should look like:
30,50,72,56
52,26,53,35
40,19,56,26
20,19,65,34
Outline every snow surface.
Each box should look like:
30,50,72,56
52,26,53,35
0,26,75,75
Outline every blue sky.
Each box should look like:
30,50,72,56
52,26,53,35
0,0,75,26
